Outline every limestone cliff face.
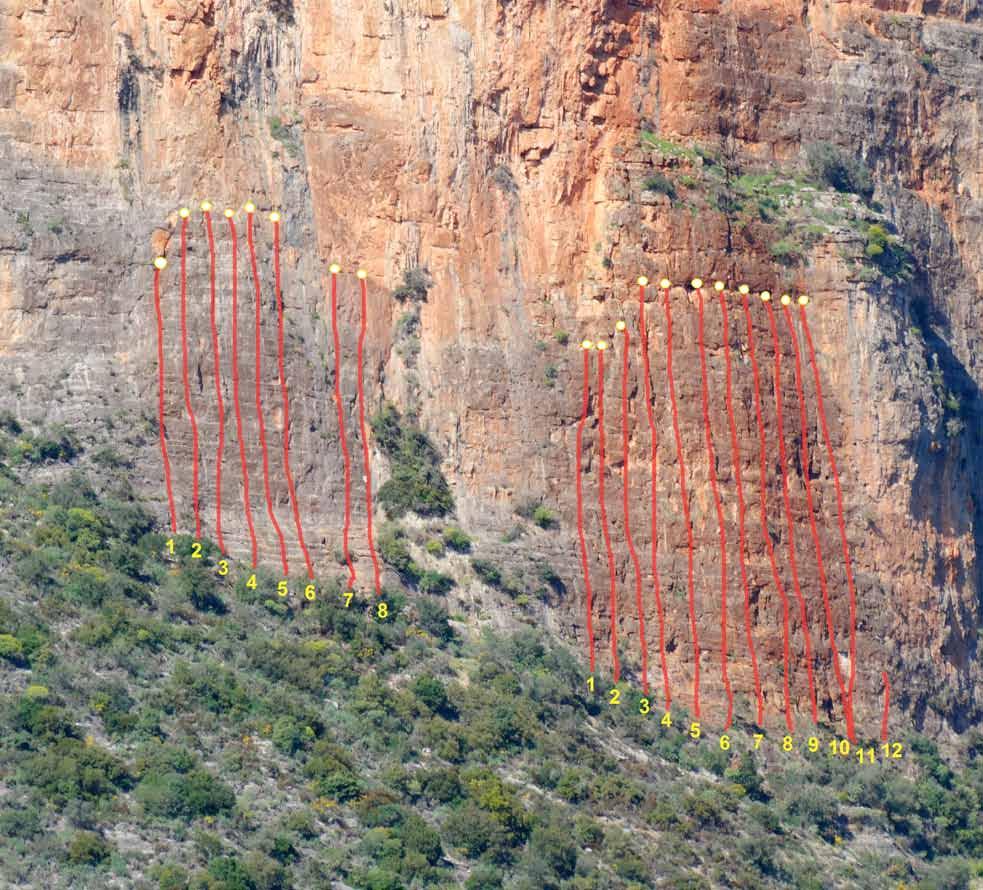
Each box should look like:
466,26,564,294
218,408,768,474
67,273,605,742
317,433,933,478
0,0,980,737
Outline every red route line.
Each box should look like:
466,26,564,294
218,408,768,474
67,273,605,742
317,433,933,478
179,217,202,538
576,346,597,674
596,346,620,683
331,271,356,590
357,275,383,598
881,671,891,742
664,287,700,717
227,216,259,567
620,325,649,696
203,211,227,555
765,300,819,724
153,267,178,533
272,221,314,579
719,289,763,726
638,285,671,709
246,210,289,576
743,292,793,732
800,308,859,705
697,289,733,729
784,305,856,742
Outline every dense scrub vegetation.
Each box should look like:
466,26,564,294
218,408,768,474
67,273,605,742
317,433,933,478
371,404,454,519
0,422,981,889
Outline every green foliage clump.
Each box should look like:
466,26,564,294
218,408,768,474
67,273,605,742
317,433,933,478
67,830,112,866
0,632,26,664
377,524,421,584
134,745,235,821
304,739,363,802
20,738,131,806
805,141,874,198
418,570,454,595
392,267,433,303
173,561,226,613
642,173,677,201
371,404,453,518
442,526,471,552
470,558,502,588
864,223,914,279
769,238,803,266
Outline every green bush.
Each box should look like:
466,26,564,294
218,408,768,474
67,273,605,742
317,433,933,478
417,597,454,643
392,267,433,303
769,238,803,266
67,830,112,866
443,526,472,552
21,738,131,805
0,632,26,664
418,570,454,595
471,559,502,588
465,863,504,889
371,404,453,518
805,141,873,198
412,676,451,715
642,174,677,200
175,562,226,613
378,524,421,584
443,803,509,859
304,740,363,802
532,505,557,529
0,806,41,839
154,863,190,890
136,767,235,821
864,223,913,279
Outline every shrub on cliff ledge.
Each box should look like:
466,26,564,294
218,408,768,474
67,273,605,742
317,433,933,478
805,141,873,199
371,404,453,518
393,267,433,303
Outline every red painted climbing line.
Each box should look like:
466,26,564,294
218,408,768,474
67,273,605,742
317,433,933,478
596,344,620,683
765,299,819,724
664,286,700,717
153,262,177,533
179,214,202,538
638,284,671,710
576,344,597,674
697,288,733,729
719,288,763,726
272,218,314,579
330,269,356,590
246,208,289,576
743,291,793,732
203,208,227,555
881,671,891,742
784,305,856,742
620,323,649,696
227,214,258,567
357,274,383,598
800,307,859,705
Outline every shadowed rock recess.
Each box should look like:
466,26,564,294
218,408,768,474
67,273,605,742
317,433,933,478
0,0,981,745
